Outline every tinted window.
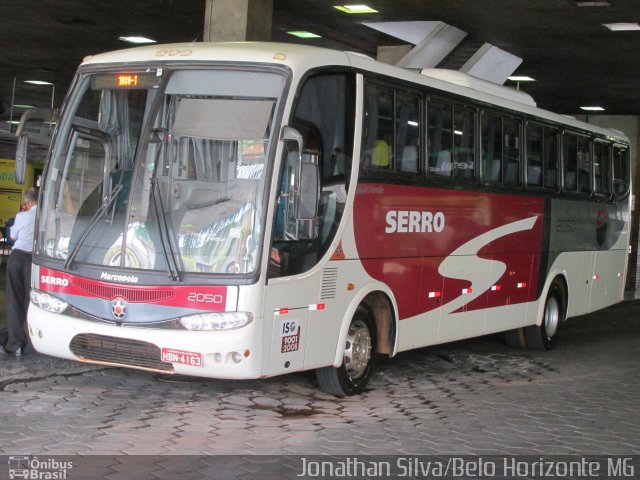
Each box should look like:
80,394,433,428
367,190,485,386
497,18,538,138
613,145,630,196
453,106,475,179
593,140,611,196
481,112,502,183
427,100,453,177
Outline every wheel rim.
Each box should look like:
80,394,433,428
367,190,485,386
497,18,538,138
344,319,372,379
544,295,560,338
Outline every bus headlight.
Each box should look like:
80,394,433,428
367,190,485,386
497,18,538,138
179,312,253,331
30,290,68,314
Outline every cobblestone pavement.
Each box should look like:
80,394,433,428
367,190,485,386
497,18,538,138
1,296,639,459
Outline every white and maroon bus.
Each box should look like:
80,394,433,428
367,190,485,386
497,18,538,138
18,42,631,396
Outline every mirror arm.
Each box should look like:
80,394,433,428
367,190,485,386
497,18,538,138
281,126,303,159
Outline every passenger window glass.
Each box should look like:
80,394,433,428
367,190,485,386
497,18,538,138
526,124,543,186
363,85,393,170
543,127,558,189
481,112,502,183
453,106,475,179
428,100,453,177
503,118,521,186
613,145,630,196
594,141,611,196
563,133,578,192
396,93,420,173
577,136,590,193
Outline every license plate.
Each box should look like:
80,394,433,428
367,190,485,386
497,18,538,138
161,348,203,367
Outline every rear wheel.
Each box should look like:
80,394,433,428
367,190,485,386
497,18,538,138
525,280,565,350
316,305,377,396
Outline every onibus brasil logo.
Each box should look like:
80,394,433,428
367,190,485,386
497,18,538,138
8,456,73,479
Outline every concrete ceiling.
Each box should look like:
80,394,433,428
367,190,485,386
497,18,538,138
1,0,639,132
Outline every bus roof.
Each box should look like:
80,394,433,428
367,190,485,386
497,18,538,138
81,42,628,145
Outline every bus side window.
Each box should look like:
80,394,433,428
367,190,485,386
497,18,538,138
563,133,578,192
526,123,543,187
544,127,559,189
396,92,420,174
593,140,611,196
481,112,502,183
613,145,630,196
503,117,521,186
363,85,393,170
428,100,453,177
576,135,591,193
453,106,475,179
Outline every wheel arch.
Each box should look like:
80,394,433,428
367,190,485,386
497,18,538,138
331,282,399,367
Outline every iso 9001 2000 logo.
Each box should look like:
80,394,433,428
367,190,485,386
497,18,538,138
8,456,73,479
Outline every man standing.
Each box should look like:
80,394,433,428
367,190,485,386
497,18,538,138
0,187,38,356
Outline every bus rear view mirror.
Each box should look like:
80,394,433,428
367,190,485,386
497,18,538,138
15,134,28,184
294,161,320,240
297,162,319,220
14,107,56,184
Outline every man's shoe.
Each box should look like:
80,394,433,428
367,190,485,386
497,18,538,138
14,347,23,357
0,344,9,354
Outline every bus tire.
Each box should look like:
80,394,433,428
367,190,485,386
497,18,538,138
525,280,565,350
504,328,527,349
316,305,377,396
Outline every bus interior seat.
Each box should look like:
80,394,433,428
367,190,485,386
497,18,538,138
401,145,417,172
371,140,390,168
456,153,473,178
434,150,452,176
490,159,501,182
505,161,520,185
527,165,542,185
578,170,590,193
545,168,557,187
564,171,577,190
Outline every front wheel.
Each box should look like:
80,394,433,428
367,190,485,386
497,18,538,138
316,305,377,396
525,280,565,350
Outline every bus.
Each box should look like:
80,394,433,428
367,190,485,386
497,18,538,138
17,42,631,396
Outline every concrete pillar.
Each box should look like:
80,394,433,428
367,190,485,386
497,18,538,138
204,0,272,42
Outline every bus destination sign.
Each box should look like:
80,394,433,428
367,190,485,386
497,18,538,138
92,71,161,90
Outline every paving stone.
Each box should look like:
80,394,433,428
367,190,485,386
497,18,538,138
0,300,639,461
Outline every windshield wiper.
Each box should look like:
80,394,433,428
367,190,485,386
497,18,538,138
150,177,182,282
63,183,123,270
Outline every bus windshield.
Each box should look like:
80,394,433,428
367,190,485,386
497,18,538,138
37,68,285,278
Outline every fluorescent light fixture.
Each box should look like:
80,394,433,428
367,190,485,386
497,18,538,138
508,75,536,82
576,1,611,6
24,80,53,86
603,23,640,31
13,104,36,109
5,120,20,125
454,130,463,135
287,31,321,38
334,4,379,14
118,36,157,44
580,106,605,111
407,121,419,127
